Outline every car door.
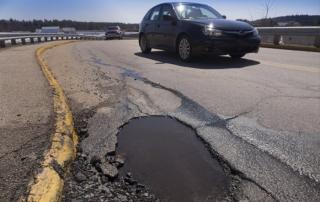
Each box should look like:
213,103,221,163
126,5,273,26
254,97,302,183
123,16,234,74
145,5,161,48
157,4,178,50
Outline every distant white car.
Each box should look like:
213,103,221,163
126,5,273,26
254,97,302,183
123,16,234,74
105,26,123,40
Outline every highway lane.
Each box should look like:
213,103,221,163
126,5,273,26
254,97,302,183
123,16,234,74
43,40,319,201
80,40,320,133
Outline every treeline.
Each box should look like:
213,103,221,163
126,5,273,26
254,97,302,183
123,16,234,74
238,15,320,27
0,19,140,32
271,15,320,26
1,15,319,32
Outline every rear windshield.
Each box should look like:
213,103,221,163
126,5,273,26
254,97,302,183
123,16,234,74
173,3,222,20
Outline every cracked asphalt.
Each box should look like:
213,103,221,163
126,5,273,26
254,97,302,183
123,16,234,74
0,43,56,201
1,40,319,201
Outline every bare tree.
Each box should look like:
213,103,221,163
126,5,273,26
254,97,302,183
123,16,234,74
263,0,274,19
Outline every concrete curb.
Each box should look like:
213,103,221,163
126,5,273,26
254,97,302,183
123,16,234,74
261,43,320,52
23,41,79,202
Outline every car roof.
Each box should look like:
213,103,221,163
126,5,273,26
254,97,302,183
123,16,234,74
155,2,208,6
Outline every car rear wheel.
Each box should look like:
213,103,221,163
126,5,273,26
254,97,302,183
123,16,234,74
178,36,192,62
230,53,246,59
140,35,151,54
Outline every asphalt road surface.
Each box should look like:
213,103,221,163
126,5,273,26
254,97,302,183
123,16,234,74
1,40,319,201
0,43,55,201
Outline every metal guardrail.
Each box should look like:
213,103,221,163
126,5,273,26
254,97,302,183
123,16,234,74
0,33,105,48
1,27,319,49
257,26,320,48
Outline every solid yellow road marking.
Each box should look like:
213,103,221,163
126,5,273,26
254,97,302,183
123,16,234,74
23,41,79,202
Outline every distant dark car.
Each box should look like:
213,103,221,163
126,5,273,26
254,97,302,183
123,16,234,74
105,26,123,40
139,2,261,61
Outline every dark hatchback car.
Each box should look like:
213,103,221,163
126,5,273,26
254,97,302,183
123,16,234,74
139,2,261,61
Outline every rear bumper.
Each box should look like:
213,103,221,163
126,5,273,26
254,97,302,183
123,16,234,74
193,37,261,55
105,33,122,38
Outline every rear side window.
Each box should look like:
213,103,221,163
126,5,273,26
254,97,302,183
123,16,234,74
160,4,176,20
143,9,152,21
149,6,161,21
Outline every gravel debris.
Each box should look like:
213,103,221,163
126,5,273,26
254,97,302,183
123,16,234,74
62,151,159,202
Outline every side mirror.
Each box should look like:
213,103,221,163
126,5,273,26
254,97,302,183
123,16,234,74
222,15,226,19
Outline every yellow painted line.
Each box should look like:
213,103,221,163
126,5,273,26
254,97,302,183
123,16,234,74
260,60,320,73
22,41,79,202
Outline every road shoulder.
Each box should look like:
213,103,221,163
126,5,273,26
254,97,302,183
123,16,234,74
0,43,54,201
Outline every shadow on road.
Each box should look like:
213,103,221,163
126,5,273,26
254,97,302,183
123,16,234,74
135,51,260,69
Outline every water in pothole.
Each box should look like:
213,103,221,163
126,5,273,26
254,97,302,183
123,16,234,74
116,116,230,202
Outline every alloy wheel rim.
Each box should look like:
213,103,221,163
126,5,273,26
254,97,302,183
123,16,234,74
179,38,191,60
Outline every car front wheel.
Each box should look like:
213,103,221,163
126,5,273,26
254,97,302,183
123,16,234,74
178,36,192,62
139,35,151,54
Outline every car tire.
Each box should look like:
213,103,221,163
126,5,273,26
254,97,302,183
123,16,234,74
139,34,151,54
230,53,246,59
178,35,193,62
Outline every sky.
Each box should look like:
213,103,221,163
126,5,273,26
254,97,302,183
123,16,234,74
0,0,319,23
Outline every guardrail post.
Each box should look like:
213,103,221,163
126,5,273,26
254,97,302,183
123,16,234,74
38,37,42,43
30,37,35,44
314,35,320,48
0,40,5,48
273,34,281,45
44,37,48,42
11,39,17,46
21,38,26,45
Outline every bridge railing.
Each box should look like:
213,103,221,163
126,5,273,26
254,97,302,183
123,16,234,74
0,33,105,48
2,27,319,50
257,26,320,48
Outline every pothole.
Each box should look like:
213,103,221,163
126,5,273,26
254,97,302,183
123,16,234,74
116,116,231,202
